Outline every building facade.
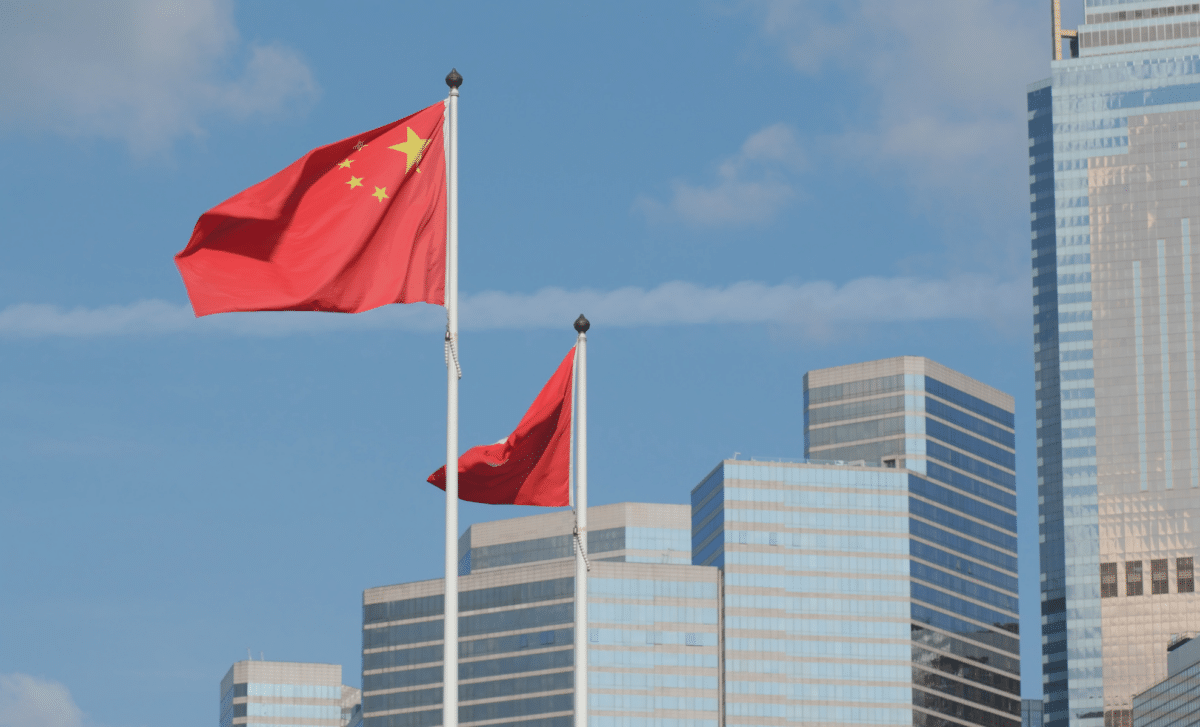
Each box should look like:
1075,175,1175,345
696,355,1019,726
1029,3,1200,724
219,660,361,727
361,503,720,727
1026,700,1046,727
1131,636,1200,725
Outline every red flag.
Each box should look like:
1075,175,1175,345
175,101,447,316
429,348,575,506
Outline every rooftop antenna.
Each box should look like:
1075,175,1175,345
733,452,740,460
246,647,251,661
260,651,264,661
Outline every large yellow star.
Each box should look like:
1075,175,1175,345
346,176,363,189
372,186,388,203
338,158,354,169
389,127,429,173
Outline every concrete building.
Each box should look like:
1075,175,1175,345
361,503,719,727
219,659,361,727
1029,2,1200,724
1131,636,1200,725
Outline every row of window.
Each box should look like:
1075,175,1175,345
589,603,717,626
925,462,1015,511
364,603,573,649
589,578,715,601
910,562,1019,615
913,645,1020,696
911,520,1018,574
925,399,1015,448
365,578,574,625
911,605,1019,656
925,420,1015,471
912,624,1021,677
365,671,573,713
1100,558,1194,597
909,476,1017,533
911,540,1018,594
364,647,573,692
586,628,709,647
1087,4,1200,24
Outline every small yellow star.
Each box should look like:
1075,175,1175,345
372,186,388,203
389,127,429,173
338,158,354,169
346,176,363,189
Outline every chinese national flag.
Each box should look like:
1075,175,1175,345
175,101,447,316
428,348,575,507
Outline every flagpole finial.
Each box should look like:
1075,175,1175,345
574,314,590,333
446,68,463,89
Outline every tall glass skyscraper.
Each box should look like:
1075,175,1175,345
1030,4,1200,725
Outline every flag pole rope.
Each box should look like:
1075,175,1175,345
445,327,462,379
574,523,591,572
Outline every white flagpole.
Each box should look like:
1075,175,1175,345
572,314,590,727
443,68,462,727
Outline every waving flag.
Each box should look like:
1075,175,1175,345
175,101,447,316
429,348,575,506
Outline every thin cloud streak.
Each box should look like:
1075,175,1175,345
0,275,1026,339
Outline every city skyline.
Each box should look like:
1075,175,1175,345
2,2,1072,726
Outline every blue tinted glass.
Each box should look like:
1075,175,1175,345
924,377,1014,427
908,476,1016,532
925,398,1015,447
910,540,1017,593
909,498,1016,552
925,462,1016,510
926,441,1016,489
925,420,1015,470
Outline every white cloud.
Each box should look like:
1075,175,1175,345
637,123,804,226
0,674,83,727
0,0,318,154
0,274,1026,339
753,0,1043,222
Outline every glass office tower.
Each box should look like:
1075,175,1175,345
361,503,720,727
1029,4,1200,725
691,356,1020,727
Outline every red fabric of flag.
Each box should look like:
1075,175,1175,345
175,101,447,316
429,348,575,506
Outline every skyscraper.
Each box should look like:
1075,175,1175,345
1030,3,1200,725
219,660,361,727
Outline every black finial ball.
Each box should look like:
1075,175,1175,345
445,68,463,88
574,314,590,333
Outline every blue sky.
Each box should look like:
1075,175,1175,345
0,1,1086,724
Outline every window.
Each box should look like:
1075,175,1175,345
539,631,554,646
1101,563,1118,598
1152,559,1169,594
1126,561,1143,596
1179,557,1194,593
685,633,700,646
